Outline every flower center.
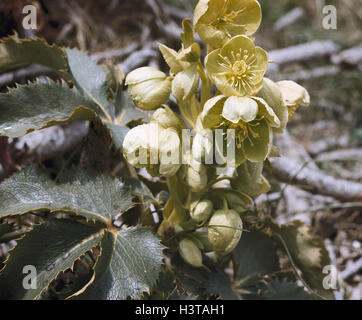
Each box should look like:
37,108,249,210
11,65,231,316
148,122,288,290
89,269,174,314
218,49,257,93
231,60,248,76
227,120,261,148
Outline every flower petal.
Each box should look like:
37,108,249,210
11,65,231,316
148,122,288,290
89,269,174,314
222,96,258,123
243,119,272,162
252,97,280,128
201,95,227,128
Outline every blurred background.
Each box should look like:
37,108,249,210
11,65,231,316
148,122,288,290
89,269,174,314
0,0,361,299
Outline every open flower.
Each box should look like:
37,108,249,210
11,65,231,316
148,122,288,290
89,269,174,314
200,94,280,163
194,0,262,48
205,36,268,97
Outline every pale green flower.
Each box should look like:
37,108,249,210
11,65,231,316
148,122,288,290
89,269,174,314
122,123,181,177
125,67,172,110
200,94,279,163
205,36,268,97
257,77,288,133
277,81,310,121
208,209,243,254
194,0,262,48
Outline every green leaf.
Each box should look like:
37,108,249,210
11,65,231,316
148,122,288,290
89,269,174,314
203,271,238,300
264,219,334,300
0,219,104,300
0,78,102,138
75,228,164,300
233,230,279,287
0,165,133,224
263,278,312,300
0,35,67,74
114,90,148,126
124,177,155,203
104,122,129,152
65,48,112,121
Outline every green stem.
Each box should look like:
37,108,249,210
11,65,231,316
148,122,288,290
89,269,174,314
166,175,187,224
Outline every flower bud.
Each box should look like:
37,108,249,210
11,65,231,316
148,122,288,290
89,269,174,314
158,128,182,177
150,105,185,131
172,65,200,101
122,123,161,168
186,157,208,192
125,67,172,110
190,200,213,223
178,238,203,267
208,209,243,255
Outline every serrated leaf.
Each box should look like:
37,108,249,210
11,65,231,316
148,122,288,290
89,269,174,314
0,78,102,138
0,165,133,224
203,271,238,300
75,228,164,300
124,178,155,203
234,230,279,287
0,219,104,300
0,35,67,74
263,278,312,300
264,219,334,300
65,48,112,121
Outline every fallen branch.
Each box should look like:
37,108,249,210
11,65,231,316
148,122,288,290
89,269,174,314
273,65,340,82
332,46,362,66
271,156,362,202
14,121,88,163
315,148,362,163
273,7,305,31
268,40,340,73
341,257,362,280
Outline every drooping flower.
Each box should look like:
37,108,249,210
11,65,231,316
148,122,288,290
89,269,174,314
200,94,280,163
205,35,268,97
277,81,310,121
194,0,262,48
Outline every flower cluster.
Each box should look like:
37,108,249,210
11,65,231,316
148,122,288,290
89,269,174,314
122,0,310,267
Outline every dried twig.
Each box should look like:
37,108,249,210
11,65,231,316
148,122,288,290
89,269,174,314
315,148,362,163
268,40,340,73
273,7,305,31
271,156,362,202
341,257,362,280
332,46,362,66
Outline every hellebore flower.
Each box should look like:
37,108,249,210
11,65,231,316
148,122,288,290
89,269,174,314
277,81,310,121
125,67,172,110
194,0,262,48
122,123,181,177
200,94,280,163
205,35,268,97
